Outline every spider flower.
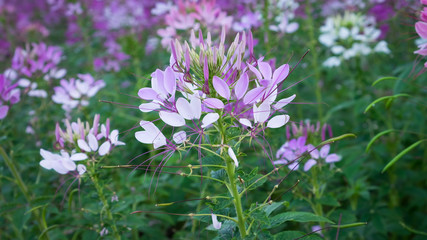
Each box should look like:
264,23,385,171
0,74,20,119
155,0,233,48
52,74,105,112
319,12,390,67
274,121,340,171
135,30,294,166
415,0,427,67
40,114,125,175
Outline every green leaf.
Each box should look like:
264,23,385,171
211,169,227,181
263,201,286,217
366,129,396,152
273,231,323,240
318,195,340,207
267,212,334,229
372,76,398,86
382,139,426,173
364,94,410,113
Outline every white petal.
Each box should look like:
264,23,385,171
99,141,111,156
159,111,186,127
239,118,252,128
273,94,296,110
228,147,239,167
173,131,187,144
139,102,159,112
70,153,87,161
78,139,92,152
212,214,222,230
87,133,99,151
266,115,290,128
201,113,219,128
320,145,330,159
77,164,87,175
176,97,193,120
253,101,271,123
40,160,56,170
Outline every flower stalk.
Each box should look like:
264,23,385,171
88,164,121,239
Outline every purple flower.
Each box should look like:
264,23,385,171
274,136,307,170
0,74,20,119
304,144,342,171
52,74,105,112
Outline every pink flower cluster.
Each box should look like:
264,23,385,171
40,114,125,175
0,74,20,119
155,0,233,48
274,121,341,171
415,0,427,67
52,74,105,112
135,30,294,166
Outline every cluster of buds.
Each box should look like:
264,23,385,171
319,12,390,67
0,74,20,119
415,0,427,67
135,29,295,167
274,121,341,171
40,114,125,175
52,74,105,112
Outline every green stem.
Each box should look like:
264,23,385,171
89,168,121,240
305,0,323,120
225,159,247,238
0,146,50,239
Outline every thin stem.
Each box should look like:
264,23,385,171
0,146,50,240
88,168,121,240
225,159,247,238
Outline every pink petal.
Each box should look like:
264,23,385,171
204,98,224,109
325,154,341,163
163,67,176,95
415,21,427,39
228,147,239,167
234,73,249,100
253,101,271,123
138,88,159,101
273,94,296,110
243,87,264,105
272,63,290,85
159,111,186,127
0,105,9,119
320,145,330,158
247,63,262,80
77,139,92,152
201,113,219,128
88,133,98,151
239,118,252,128
173,131,187,144
258,61,272,80
307,144,319,159
304,159,317,171
266,114,290,128
176,97,193,120
99,141,111,156
212,76,230,100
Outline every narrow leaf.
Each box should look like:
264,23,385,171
366,129,395,152
319,133,357,146
382,139,426,173
372,76,398,86
364,94,410,113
